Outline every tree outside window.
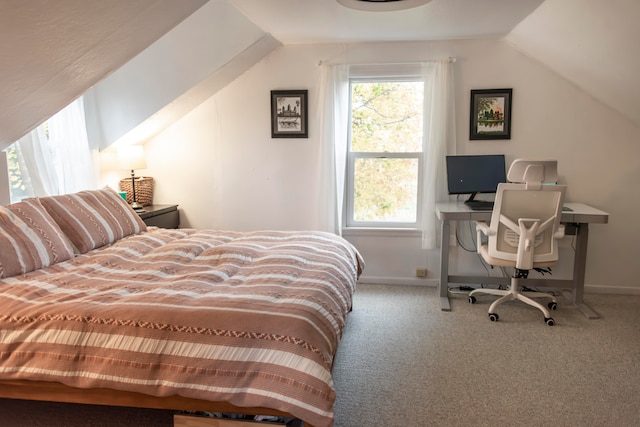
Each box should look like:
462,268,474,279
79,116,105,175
5,145,31,201
347,80,424,227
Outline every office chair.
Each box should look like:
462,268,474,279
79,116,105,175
468,159,566,325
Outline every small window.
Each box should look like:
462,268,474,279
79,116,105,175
346,79,424,228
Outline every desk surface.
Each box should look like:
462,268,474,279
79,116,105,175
436,202,609,224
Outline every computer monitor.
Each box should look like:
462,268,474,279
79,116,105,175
446,154,507,203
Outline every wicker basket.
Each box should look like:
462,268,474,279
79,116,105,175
119,176,154,206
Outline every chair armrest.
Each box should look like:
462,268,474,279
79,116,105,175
476,221,492,235
475,221,493,254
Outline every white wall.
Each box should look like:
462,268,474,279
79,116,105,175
129,39,639,294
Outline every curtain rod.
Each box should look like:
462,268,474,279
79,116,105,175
317,57,456,66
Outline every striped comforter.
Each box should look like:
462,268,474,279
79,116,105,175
0,228,363,427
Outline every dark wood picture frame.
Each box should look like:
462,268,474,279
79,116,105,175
470,88,512,140
271,90,308,138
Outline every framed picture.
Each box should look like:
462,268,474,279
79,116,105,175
271,90,308,138
469,88,512,140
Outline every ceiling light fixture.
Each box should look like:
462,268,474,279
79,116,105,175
337,0,432,12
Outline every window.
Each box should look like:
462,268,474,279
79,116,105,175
5,123,53,202
346,78,424,228
4,97,96,202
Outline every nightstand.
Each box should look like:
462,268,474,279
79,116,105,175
137,204,180,229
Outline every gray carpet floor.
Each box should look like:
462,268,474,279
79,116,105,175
0,284,638,426
332,284,640,427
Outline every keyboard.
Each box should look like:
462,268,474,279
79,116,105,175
464,200,494,211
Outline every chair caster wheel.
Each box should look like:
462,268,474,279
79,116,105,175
545,317,555,326
488,313,499,322
548,301,558,310
468,296,476,304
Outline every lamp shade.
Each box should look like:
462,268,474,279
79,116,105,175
117,145,147,170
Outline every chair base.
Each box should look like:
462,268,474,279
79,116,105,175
468,277,557,325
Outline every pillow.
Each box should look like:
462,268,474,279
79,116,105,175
39,187,147,254
0,198,75,278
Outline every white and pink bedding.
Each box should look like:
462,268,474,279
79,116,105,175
0,188,363,427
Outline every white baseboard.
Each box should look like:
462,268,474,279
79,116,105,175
584,285,640,295
357,276,437,287
358,276,640,295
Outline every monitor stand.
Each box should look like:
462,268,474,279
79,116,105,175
464,193,494,210
465,192,479,203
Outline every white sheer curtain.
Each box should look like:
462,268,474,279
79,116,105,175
318,64,350,235
10,96,97,200
420,60,456,249
14,125,59,197
47,96,98,194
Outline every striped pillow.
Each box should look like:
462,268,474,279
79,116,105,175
0,198,75,278
39,187,147,254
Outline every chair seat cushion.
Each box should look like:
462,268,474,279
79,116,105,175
479,245,557,269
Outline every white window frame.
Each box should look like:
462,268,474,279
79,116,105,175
345,69,425,230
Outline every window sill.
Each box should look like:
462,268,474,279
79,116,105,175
342,227,422,238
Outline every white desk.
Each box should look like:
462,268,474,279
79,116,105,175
436,202,609,319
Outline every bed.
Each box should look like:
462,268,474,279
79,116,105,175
0,188,363,427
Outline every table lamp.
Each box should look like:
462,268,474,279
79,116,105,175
117,145,147,210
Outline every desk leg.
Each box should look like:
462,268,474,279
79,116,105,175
568,223,599,319
439,220,451,311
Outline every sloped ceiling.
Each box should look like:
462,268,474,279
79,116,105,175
0,0,207,150
505,0,640,128
1,0,637,152
231,0,545,43
233,0,639,130
85,0,280,150
233,0,639,128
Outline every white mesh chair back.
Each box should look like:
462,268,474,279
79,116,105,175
487,183,566,269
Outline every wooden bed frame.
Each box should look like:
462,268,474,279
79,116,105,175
0,380,313,427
